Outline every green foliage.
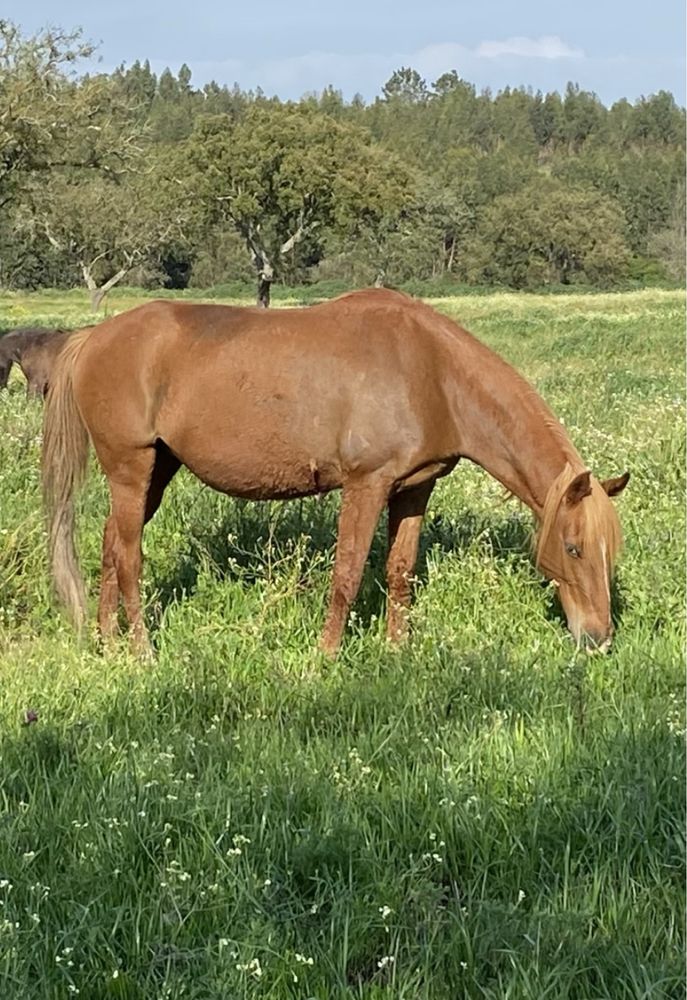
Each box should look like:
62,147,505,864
464,180,631,288
0,289,683,997
185,106,414,294
646,183,686,281
0,18,684,294
0,23,144,205
553,146,686,252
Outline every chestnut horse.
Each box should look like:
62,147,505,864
0,327,71,398
42,289,629,655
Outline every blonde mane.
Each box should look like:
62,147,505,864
535,463,622,581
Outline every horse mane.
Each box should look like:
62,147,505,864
535,462,622,580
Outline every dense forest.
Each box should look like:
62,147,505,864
1,22,685,305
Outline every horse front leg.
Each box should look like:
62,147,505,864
320,476,390,657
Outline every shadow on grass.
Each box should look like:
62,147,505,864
147,491,628,644
148,493,541,625
0,683,682,997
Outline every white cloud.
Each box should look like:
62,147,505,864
475,36,584,60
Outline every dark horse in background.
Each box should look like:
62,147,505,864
42,289,629,656
0,327,71,398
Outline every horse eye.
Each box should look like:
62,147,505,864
565,543,581,558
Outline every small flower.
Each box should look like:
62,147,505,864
379,905,392,921
377,955,395,970
235,957,262,979
295,953,314,965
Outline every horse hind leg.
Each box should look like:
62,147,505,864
101,442,180,655
386,480,434,643
320,475,390,656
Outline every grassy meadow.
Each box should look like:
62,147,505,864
0,287,683,998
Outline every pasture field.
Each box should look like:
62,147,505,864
0,287,683,999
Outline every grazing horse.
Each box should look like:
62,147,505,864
42,289,629,656
0,327,71,398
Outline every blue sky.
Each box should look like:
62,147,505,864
9,0,686,105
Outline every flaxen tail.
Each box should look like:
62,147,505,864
42,328,94,629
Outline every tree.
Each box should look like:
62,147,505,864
491,87,537,154
463,180,630,288
0,22,144,210
322,211,444,286
112,59,157,119
382,67,429,104
562,83,605,151
185,106,414,305
529,90,564,154
647,183,686,281
26,154,193,309
553,146,686,253
630,91,685,145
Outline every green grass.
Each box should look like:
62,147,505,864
0,288,683,999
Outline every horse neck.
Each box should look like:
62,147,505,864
445,337,582,517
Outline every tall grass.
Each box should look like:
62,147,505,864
0,289,683,998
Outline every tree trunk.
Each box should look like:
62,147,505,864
241,217,308,309
248,246,274,308
446,236,456,273
256,273,272,308
81,261,130,313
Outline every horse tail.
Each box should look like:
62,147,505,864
42,328,94,629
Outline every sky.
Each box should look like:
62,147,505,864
8,0,686,106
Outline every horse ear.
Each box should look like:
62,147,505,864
565,470,592,506
601,471,630,497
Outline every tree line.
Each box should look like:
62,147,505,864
1,22,684,307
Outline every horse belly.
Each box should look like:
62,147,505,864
162,402,344,500
156,350,424,499
182,446,343,500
